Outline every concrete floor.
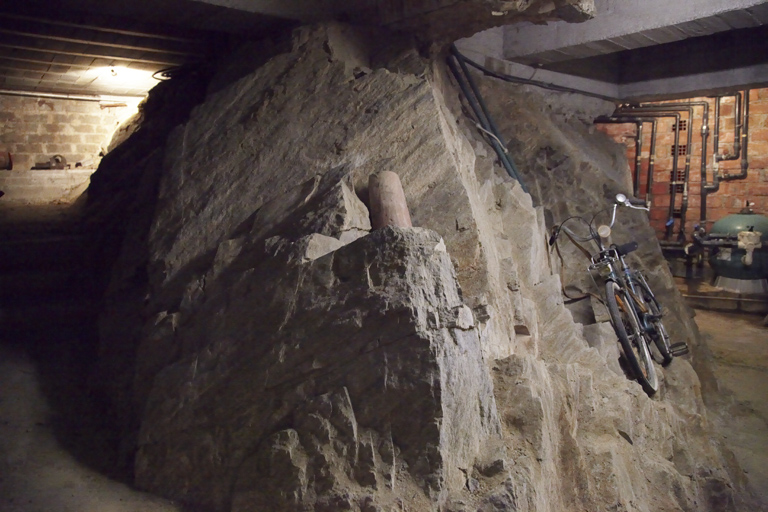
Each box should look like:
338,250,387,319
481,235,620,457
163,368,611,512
0,202,181,512
694,309,768,505
0,345,181,512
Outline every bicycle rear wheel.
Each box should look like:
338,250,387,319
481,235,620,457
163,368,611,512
636,280,673,366
605,280,659,395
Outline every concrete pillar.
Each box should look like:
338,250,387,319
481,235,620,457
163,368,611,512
368,171,412,229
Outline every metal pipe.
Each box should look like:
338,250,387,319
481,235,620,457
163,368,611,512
634,122,643,197
456,48,618,102
721,90,750,181
714,92,742,163
647,119,658,209
448,47,528,192
0,88,143,102
640,101,710,223
447,55,527,191
593,116,658,207
613,110,682,240
451,47,525,186
693,231,737,247
618,105,694,242
706,97,722,195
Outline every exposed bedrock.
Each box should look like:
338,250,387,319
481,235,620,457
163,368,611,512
88,22,750,512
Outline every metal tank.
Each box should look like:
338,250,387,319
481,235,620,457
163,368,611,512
699,204,768,294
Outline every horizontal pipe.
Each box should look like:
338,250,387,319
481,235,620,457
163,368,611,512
0,88,144,102
456,51,618,102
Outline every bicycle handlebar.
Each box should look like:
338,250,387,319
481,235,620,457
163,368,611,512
551,193,648,246
616,193,649,211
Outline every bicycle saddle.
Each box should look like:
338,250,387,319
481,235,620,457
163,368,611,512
614,241,638,256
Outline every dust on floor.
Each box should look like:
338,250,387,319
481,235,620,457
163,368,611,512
695,308,768,505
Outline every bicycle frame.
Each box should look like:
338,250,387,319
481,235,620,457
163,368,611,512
589,250,654,337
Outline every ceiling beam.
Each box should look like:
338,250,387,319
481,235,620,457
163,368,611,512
0,29,195,57
0,42,185,67
503,0,768,64
0,12,200,43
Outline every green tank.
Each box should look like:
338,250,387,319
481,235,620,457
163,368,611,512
708,209,768,280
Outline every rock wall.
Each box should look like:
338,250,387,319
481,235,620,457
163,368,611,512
88,22,751,512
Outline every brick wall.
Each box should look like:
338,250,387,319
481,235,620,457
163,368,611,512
0,94,139,170
596,88,768,241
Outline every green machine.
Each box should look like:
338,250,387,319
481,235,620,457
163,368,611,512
695,204,768,293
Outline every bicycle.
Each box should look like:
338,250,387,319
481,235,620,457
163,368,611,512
549,194,689,395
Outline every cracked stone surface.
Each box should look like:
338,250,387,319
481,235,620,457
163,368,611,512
85,22,754,511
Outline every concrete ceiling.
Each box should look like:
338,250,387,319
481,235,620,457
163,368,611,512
457,0,768,101
1,0,766,101
0,0,595,99
0,1,292,98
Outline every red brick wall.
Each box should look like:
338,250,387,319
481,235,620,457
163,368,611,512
0,94,138,170
596,88,768,241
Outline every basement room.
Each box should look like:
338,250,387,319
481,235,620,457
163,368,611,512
0,1,766,511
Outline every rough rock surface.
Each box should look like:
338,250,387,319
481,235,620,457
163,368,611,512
469,77,725,399
88,22,751,512
455,74,751,508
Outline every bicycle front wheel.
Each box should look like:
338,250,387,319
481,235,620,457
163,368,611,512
605,280,659,395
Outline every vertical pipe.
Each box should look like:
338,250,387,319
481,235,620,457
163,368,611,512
699,102,710,223
647,119,657,208
619,105,698,240
715,92,742,162
593,116,661,208
667,113,680,240
634,122,643,198
721,90,750,181
679,108,694,242
706,97,722,194
740,90,749,177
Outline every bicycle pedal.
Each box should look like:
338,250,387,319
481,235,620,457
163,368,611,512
670,342,689,357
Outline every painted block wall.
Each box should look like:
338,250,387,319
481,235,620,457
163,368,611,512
596,88,768,241
0,94,138,171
